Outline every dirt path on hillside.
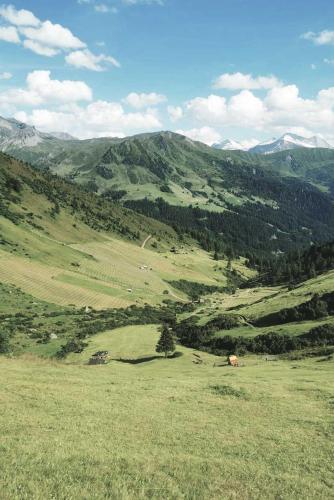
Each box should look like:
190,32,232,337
141,235,152,249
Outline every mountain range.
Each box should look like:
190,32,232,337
214,133,333,154
1,114,334,258
1,115,333,156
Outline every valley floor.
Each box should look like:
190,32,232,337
1,325,333,499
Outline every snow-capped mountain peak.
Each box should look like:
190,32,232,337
249,133,333,155
211,132,333,154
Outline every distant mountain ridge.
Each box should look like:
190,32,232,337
1,115,334,259
0,117,77,149
249,133,333,155
0,116,57,149
213,133,333,154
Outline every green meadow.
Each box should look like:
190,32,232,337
1,325,333,499
1,149,334,499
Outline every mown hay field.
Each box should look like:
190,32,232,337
1,325,333,499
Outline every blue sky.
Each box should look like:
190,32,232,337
1,0,334,145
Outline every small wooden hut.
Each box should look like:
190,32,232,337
228,355,239,367
89,351,109,365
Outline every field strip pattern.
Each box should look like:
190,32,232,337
0,252,132,309
71,239,220,287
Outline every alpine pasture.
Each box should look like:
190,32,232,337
1,325,333,499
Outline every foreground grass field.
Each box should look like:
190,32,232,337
1,325,333,499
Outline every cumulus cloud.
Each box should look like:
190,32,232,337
20,21,85,51
16,100,162,139
0,71,12,79
94,4,118,13
23,39,60,56
183,82,334,139
65,49,120,71
176,127,221,146
186,94,227,124
213,72,282,90
0,25,20,43
302,30,334,45
0,4,119,70
167,105,183,122
0,4,40,26
0,70,92,107
229,90,266,126
238,138,260,150
124,92,167,109
122,0,164,5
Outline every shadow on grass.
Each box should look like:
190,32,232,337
115,351,183,365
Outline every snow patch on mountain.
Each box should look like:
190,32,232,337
249,133,333,155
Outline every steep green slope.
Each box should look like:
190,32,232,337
0,152,248,309
249,240,334,286
5,133,334,259
261,148,334,194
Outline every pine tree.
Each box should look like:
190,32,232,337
156,325,176,358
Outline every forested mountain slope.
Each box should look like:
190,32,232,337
2,121,334,260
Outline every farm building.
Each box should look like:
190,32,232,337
228,355,239,367
88,351,109,365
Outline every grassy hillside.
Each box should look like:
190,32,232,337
262,148,334,194
0,147,333,499
7,131,334,204
0,152,252,309
1,325,333,499
5,133,334,259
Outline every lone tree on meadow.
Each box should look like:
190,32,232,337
156,325,176,358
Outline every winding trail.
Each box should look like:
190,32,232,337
141,234,152,249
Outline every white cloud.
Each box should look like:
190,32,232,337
95,4,114,12
124,92,167,109
167,105,183,122
26,70,92,102
0,70,92,107
20,20,86,51
0,4,40,26
213,72,282,90
324,58,334,65
0,25,20,43
0,5,119,70
122,0,164,5
0,71,12,80
23,39,60,56
265,85,302,110
184,82,334,138
17,100,163,139
176,126,221,146
229,90,266,126
0,87,42,107
302,30,334,45
65,49,120,71
186,94,227,124
238,138,260,150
